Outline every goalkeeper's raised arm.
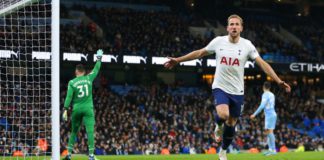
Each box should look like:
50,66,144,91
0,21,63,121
88,49,103,82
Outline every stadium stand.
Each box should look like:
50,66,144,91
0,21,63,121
58,82,324,155
1,0,323,158
56,1,324,155
60,2,323,63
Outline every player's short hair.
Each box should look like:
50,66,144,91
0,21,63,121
227,14,243,26
263,81,271,90
75,64,85,73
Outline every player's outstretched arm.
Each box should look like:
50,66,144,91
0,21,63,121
164,48,209,69
89,49,103,81
255,57,291,92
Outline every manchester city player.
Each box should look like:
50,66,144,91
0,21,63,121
250,81,277,156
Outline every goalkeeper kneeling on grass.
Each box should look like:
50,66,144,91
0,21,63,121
63,49,103,160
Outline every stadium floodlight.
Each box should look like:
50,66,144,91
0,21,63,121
0,0,59,159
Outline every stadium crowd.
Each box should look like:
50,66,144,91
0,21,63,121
0,1,52,155
59,82,324,155
61,6,208,57
59,4,323,62
0,81,52,156
289,19,324,62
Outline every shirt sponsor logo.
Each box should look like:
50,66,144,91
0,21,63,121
220,57,240,66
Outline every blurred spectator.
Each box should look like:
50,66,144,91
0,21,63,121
295,143,305,152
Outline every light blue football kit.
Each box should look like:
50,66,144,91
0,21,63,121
253,91,277,153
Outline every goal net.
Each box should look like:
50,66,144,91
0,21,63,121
0,0,59,159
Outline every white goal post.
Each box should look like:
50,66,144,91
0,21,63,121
0,0,59,159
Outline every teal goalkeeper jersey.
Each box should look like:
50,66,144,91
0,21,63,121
64,60,101,110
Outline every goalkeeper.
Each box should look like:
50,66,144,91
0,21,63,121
63,49,103,160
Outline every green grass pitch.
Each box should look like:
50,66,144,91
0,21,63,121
2,152,324,160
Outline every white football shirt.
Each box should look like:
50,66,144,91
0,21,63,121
205,36,259,95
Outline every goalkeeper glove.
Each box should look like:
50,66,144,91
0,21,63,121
63,109,68,121
96,49,103,60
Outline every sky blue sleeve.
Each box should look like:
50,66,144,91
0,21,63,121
253,93,268,116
